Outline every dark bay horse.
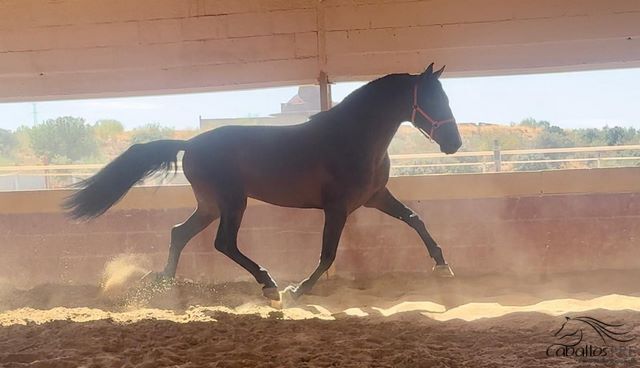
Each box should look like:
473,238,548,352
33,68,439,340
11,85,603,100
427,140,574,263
65,63,462,300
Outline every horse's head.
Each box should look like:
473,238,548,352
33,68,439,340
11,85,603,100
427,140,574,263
411,63,462,154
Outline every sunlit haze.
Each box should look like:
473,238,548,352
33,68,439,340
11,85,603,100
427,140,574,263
1,67,639,130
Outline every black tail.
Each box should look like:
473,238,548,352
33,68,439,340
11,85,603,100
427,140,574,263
64,139,188,220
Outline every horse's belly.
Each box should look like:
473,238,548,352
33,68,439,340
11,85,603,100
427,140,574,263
244,173,324,209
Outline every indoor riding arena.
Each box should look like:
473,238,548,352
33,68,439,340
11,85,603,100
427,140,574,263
1,1,640,367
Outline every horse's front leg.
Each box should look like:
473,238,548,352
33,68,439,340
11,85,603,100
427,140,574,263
365,187,454,277
286,207,347,299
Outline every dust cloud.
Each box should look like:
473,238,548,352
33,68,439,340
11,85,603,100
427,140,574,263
101,254,151,296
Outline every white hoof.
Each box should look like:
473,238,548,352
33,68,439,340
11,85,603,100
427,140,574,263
270,299,283,309
433,264,455,278
262,286,280,301
139,270,170,284
278,285,300,308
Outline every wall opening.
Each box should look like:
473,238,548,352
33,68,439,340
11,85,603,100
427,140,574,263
1,67,640,190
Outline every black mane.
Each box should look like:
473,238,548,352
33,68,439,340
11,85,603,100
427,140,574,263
309,73,413,123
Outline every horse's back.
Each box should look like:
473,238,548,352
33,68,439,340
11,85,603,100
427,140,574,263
188,124,323,167
184,124,329,208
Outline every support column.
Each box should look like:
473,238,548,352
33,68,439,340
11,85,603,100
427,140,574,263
319,70,335,279
318,71,332,111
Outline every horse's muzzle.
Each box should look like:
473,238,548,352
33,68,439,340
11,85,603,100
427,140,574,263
440,143,461,155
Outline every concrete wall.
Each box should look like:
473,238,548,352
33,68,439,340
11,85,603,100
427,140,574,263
1,0,639,100
1,168,639,287
323,0,640,79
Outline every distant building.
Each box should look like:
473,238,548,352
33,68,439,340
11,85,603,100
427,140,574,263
279,85,322,116
199,85,332,131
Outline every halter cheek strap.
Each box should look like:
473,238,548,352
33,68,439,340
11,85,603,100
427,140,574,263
411,84,455,140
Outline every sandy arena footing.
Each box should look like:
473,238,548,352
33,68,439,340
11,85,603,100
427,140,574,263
1,268,639,367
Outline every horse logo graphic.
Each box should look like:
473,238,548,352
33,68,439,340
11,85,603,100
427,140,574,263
546,316,634,358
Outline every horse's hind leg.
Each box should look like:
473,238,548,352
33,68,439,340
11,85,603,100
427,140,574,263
365,187,454,277
162,205,219,279
214,196,279,300
287,207,347,298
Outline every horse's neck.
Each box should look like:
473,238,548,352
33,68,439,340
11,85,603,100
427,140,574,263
357,113,404,162
309,75,413,164
343,88,411,163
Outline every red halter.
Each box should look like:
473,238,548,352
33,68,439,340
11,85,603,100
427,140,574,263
410,84,455,141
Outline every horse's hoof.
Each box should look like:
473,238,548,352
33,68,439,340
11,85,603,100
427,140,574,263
139,270,159,282
433,264,455,278
284,285,302,299
278,285,300,308
270,299,283,309
262,286,280,301
139,271,171,284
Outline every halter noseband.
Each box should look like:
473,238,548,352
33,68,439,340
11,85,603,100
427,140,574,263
410,84,455,141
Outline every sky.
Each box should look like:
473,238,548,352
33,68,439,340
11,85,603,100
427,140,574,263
1,67,639,131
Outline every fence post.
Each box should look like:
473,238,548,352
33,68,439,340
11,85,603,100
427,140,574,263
42,156,50,189
493,140,501,172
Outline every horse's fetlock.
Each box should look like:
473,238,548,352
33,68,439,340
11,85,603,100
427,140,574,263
321,252,337,265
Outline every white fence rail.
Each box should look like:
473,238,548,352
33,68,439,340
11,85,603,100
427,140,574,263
1,144,640,191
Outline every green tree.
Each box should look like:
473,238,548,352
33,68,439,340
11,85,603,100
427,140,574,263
130,123,175,144
534,125,574,148
28,116,97,162
602,126,636,146
0,128,17,157
94,119,124,141
573,128,603,146
520,118,551,130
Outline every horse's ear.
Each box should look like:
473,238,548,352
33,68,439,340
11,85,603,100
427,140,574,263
433,65,446,79
423,63,435,76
